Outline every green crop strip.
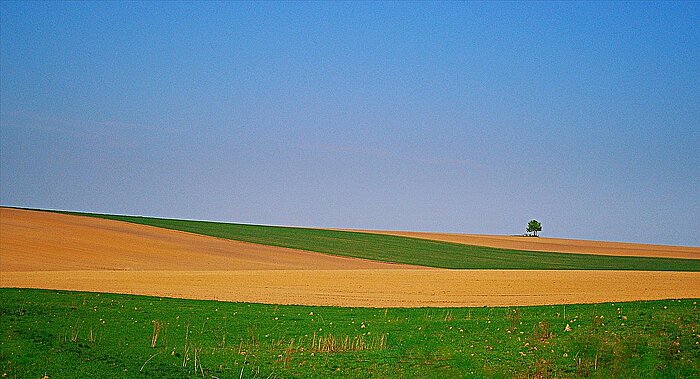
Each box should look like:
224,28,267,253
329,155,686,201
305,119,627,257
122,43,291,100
2,288,698,378
58,210,700,271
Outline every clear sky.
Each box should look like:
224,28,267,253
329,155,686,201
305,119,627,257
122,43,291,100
1,1,698,246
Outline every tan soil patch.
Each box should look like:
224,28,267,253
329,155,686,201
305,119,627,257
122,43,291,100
341,230,700,259
0,208,422,271
2,270,698,307
2,207,698,307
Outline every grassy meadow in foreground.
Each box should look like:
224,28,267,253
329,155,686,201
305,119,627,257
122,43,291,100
1,289,698,378
60,210,700,271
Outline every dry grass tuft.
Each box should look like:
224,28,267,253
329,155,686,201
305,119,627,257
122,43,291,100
151,320,161,348
533,321,552,342
309,332,387,353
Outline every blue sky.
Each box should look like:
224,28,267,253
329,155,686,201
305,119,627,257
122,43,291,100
1,1,698,245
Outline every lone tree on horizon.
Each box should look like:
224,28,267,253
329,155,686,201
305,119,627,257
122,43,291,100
527,219,542,237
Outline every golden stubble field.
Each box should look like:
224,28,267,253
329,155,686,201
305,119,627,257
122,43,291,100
2,207,699,307
336,229,700,259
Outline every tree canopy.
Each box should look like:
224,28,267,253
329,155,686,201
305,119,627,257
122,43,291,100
526,219,542,237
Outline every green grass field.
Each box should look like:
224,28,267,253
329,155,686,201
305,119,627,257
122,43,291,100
2,289,698,378
61,210,700,271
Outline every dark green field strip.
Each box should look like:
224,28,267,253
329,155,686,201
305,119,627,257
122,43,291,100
56,210,700,271
2,288,699,378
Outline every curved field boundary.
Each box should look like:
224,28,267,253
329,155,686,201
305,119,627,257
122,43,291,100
341,230,700,260
51,209,700,271
2,208,699,307
3,270,699,307
0,208,425,272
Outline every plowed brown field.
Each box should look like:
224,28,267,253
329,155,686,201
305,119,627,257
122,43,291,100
0,208,419,271
3,270,699,307
342,230,700,259
2,207,699,307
